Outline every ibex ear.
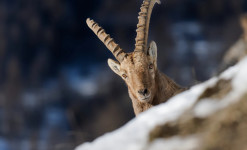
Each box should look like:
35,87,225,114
107,59,121,75
148,41,157,62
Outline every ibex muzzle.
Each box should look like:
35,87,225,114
86,0,186,115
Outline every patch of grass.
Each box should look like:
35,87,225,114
201,94,247,150
149,117,205,142
198,79,232,100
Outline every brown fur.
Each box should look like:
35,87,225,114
129,68,186,115
86,0,186,116
117,52,186,115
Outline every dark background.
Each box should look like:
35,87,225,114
0,0,246,149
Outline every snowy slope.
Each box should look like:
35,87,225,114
76,57,247,150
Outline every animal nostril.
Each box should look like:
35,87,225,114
138,89,148,95
143,89,148,95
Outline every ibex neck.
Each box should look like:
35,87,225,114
152,71,185,105
129,70,185,115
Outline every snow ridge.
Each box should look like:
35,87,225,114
76,57,247,150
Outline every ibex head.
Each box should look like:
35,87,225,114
86,0,161,103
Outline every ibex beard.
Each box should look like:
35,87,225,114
86,0,186,115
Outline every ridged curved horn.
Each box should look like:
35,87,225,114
135,0,161,52
86,18,126,62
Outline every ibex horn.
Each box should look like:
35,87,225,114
135,0,161,52
86,18,126,62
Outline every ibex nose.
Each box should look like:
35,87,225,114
138,88,149,96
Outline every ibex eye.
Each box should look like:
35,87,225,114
122,74,127,78
149,64,154,69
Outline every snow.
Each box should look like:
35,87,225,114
194,57,247,118
76,57,247,150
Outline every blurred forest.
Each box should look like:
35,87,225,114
0,0,247,149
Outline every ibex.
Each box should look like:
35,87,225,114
86,0,186,115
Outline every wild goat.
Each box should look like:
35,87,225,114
86,0,186,115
